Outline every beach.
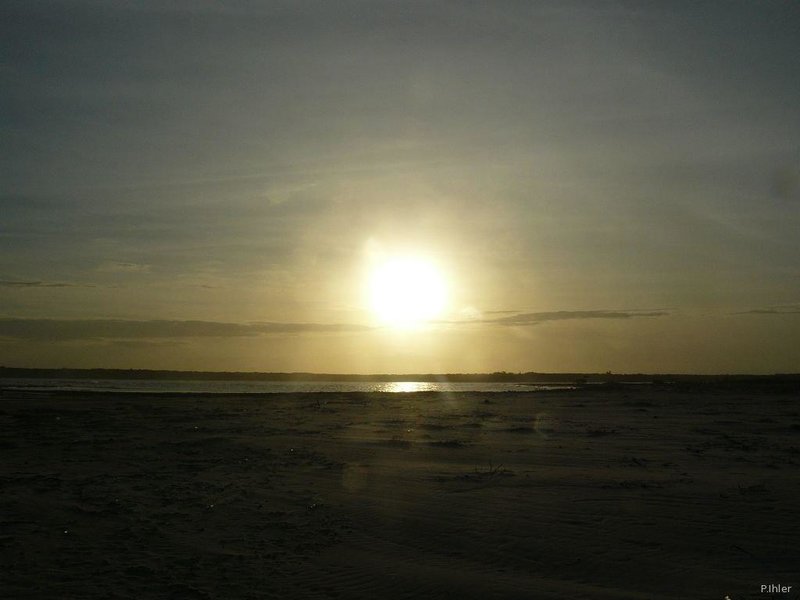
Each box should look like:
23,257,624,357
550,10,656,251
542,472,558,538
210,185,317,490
2,386,798,599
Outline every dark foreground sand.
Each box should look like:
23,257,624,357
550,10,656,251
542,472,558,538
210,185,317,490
1,386,798,599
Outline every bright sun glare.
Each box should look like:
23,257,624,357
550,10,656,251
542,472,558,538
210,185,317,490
368,257,446,328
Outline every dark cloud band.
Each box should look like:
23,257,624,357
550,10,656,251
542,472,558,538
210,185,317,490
0,318,371,341
0,280,91,288
487,310,669,326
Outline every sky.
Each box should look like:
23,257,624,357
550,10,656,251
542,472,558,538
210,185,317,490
1,0,799,374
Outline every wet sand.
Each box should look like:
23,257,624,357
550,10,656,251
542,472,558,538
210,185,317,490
1,386,798,599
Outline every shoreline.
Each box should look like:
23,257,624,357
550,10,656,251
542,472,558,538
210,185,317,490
3,377,799,399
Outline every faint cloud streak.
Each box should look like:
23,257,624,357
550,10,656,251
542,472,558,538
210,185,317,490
96,261,152,273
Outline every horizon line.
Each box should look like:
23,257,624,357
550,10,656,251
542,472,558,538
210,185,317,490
1,366,798,380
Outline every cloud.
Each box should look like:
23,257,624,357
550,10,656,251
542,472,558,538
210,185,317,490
249,322,373,334
735,307,800,315
486,310,669,326
0,280,93,288
0,318,372,341
436,309,669,327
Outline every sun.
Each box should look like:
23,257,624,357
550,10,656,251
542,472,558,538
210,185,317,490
368,256,447,328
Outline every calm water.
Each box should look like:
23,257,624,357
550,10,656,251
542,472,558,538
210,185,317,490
0,378,574,394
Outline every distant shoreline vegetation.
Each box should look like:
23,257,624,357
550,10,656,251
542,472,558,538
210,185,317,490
0,367,798,384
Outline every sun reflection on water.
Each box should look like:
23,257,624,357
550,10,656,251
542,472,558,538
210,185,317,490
375,381,438,393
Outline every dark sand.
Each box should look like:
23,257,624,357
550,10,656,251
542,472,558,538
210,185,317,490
1,386,798,599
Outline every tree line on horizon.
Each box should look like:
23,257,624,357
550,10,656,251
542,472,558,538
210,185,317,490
0,366,797,383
